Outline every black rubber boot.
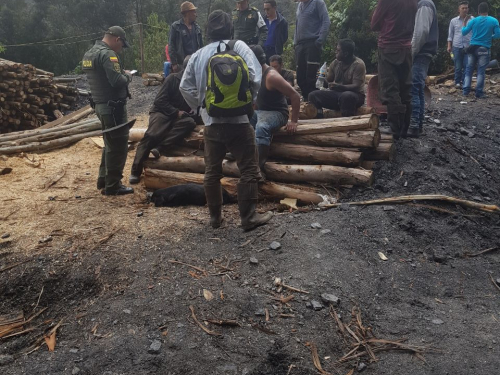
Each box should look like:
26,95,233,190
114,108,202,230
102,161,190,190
150,148,161,159
257,144,270,181
204,184,223,228
97,177,105,190
387,105,401,140
237,183,273,231
407,127,420,138
400,103,412,138
129,175,140,184
102,185,134,196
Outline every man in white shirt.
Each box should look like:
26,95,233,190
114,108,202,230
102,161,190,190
180,10,273,231
447,1,472,87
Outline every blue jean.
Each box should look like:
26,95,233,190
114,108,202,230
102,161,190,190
453,46,468,85
250,110,289,146
410,55,432,129
463,46,490,97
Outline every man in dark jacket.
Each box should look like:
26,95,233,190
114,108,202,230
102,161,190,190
262,0,288,63
129,56,196,184
168,2,203,73
371,0,418,140
407,0,438,138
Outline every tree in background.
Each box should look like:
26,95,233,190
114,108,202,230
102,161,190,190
0,0,499,75
135,13,169,73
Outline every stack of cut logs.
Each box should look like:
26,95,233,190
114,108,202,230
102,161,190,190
142,73,164,86
0,105,96,155
136,112,395,205
0,59,82,133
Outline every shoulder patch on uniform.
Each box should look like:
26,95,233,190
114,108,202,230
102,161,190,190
110,56,118,62
113,63,121,73
82,60,92,68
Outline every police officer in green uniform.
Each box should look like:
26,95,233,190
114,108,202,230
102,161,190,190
82,26,134,196
232,0,268,46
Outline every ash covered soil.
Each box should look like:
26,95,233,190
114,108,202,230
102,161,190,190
0,76,499,375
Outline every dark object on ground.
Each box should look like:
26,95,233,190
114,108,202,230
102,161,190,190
149,183,232,207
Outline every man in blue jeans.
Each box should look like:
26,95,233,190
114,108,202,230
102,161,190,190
462,2,500,99
249,45,300,180
447,2,472,87
407,0,438,138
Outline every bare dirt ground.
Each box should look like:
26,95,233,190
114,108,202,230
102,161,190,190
0,76,499,375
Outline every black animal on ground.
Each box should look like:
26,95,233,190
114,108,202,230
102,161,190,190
148,183,233,207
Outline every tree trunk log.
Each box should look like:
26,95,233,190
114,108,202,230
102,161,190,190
145,156,373,186
277,114,378,135
143,169,331,205
362,142,395,161
0,121,101,146
0,129,102,155
270,143,362,166
141,73,164,81
273,130,380,149
38,105,93,129
322,106,375,119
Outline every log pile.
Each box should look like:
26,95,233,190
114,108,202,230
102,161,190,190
0,59,81,133
295,102,375,120
0,117,100,155
141,113,394,205
142,73,164,86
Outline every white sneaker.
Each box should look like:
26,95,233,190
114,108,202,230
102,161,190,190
455,83,461,88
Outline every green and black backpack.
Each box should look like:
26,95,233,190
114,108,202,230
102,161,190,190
204,40,253,117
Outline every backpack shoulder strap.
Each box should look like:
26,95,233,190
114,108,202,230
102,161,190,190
227,40,237,50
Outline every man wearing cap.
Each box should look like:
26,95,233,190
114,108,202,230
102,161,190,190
129,56,197,184
232,0,268,46
180,10,273,231
169,2,203,73
82,26,134,196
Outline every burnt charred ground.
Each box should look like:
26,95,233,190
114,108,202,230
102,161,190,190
0,85,499,374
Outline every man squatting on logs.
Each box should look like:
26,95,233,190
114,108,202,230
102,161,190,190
180,10,273,231
129,55,197,184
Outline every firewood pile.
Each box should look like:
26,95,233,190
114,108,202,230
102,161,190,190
134,113,394,205
142,73,164,86
0,105,97,155
0,59,82,133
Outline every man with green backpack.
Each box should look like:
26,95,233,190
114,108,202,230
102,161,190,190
180,10,273,231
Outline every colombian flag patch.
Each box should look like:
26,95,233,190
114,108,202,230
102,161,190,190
110,56,118,62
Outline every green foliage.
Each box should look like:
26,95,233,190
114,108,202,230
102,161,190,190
324,0,378,71
134,13,169,74
0,44,5,54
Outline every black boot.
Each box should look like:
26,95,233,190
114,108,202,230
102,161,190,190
204,184,223,228
237,183,273,231
387,105,401,140
97,177,105,190
102,185,134,196
257,144,270,181
400,103,412,138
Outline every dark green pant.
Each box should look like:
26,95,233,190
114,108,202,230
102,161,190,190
131,113,196,176
95,103,129,191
